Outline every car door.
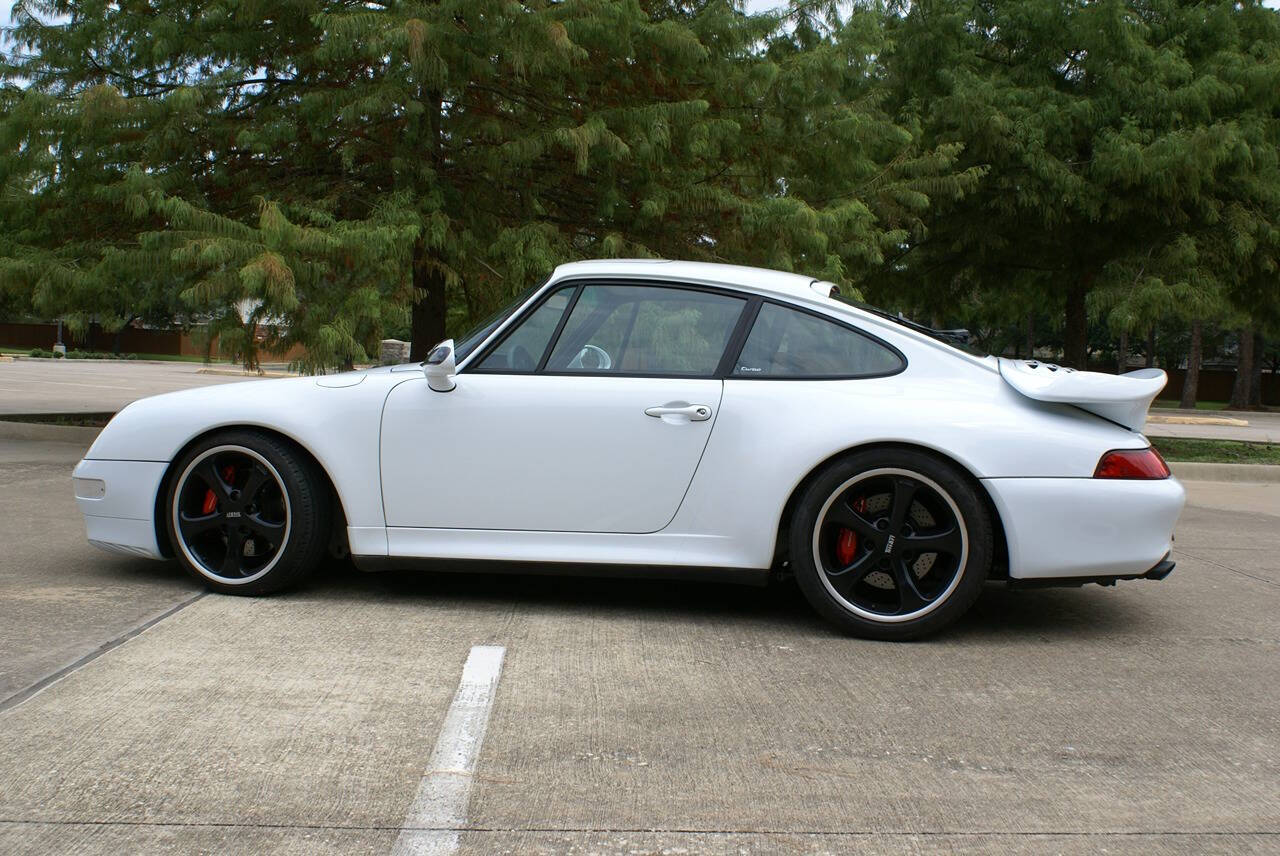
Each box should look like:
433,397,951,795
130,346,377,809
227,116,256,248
379,281,749,533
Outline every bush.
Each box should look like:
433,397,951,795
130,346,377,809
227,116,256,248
22,347,138,360
61,350,135,360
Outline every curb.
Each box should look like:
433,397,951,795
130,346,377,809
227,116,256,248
0,420,102,444
197,368,298,378
1148,414,1249,427
1170,461,1280,483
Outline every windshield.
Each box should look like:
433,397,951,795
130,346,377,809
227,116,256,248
453,278,547,362
832,294,985,357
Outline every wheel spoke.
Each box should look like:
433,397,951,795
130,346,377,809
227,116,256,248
241,464,271,504
903,526,963,557
178,511,223,538
824,503,879,538
886,478,918,538
244,513,284,543
194,459,232,501
826,548,879,579
826,552,882,599
891,557,933,613
220,530,247,577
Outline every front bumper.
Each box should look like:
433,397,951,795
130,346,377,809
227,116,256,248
981,476,1185,580
73,458,169,560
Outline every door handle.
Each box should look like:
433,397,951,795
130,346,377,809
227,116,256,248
645,404,712,422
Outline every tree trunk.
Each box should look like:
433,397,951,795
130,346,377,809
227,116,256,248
1178,320,1202,410
1025,311,1035,358
1145,325,1156,367
1249,331,1264,408
409,241,448,362
1228,327,1254,410
408,89,448,364
1063,281,1088,368
1117,329,1129,375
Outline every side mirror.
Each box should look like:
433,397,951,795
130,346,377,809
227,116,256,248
424,339,457,392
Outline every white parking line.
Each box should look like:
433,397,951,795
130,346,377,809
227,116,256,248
391,644,506,856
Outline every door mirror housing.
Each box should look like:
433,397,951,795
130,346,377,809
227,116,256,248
424,339,457,392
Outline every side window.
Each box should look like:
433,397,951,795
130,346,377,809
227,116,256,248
733,303,903,378
474,288,572,372
545,284,745,376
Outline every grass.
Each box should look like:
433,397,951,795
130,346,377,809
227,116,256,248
1150,437,1280,465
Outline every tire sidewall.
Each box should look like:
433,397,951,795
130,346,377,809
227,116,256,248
790,449,992,640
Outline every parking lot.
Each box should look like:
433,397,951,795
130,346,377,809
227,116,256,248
0,430,1277,855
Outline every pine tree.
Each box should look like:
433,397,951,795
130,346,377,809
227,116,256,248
881,0,1280,371
2,1,977,368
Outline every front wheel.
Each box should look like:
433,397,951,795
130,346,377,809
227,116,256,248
164,431,330,595
789,449,992,640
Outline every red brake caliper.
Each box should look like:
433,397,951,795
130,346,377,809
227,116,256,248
836,497,867,565
201,465,236,515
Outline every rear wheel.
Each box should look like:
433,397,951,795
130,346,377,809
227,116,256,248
789,449,992,640
165,431,330,595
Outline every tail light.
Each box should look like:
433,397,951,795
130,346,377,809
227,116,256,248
1094,447,1170,479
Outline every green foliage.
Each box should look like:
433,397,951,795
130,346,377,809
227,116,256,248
0,0,1275,378
880,0,1280,365
0,0,976,369
24,347,134,360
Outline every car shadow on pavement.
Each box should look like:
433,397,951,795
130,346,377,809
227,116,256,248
287,559,1149,641
951,583,1149,641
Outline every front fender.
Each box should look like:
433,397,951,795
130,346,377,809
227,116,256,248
86,374,398,531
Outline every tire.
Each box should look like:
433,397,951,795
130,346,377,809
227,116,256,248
164,430,331,595
789,448,992,640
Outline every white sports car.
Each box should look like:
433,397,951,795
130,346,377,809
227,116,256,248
73,260,1184,639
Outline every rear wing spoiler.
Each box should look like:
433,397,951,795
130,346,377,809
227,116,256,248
998,358,1167,432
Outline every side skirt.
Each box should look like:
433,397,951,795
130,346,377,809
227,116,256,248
350,555,771,587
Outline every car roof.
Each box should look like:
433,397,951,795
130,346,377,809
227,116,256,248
546,258,996,374
549,259,828,302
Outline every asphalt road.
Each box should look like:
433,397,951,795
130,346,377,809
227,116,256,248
0,436,1277,855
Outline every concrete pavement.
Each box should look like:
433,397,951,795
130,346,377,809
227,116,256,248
0,359,256,415
0,435,1277,855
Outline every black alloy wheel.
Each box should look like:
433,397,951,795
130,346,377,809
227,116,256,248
166,431,330,594
790,449,992,640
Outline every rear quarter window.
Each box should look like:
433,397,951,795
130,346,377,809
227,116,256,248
733,303,904,378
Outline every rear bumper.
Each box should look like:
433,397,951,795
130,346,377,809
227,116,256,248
1006,554,1175,589
982,476,1185,580
73,458,169,560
